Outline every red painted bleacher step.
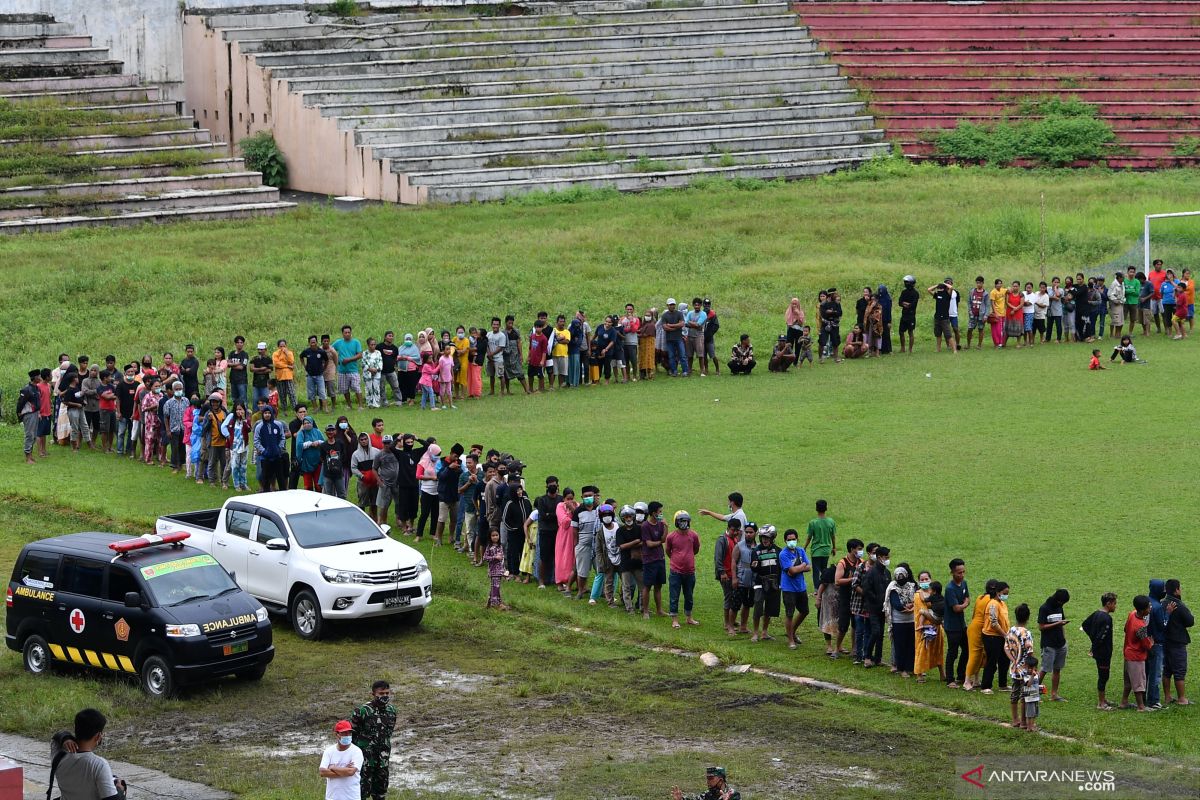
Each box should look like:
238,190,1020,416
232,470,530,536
797,0,1200,165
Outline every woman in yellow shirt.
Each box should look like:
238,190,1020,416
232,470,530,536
913,570,945,684
987,278,1008,348
980,581,1011,694
963,579,994,691
453,326,470,400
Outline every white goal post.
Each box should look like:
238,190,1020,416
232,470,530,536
1145,211,1200,274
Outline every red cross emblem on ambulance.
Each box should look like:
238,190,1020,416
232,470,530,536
69,608,86,634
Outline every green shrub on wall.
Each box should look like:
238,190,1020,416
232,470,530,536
239,132,288,188
935,96,1116,167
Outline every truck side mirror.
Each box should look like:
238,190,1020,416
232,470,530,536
124,591,143,608
265,538,288,551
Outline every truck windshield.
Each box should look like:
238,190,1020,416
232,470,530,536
138,554,239,606
287,506,384,549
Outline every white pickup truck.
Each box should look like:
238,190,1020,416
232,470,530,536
157,491,431,640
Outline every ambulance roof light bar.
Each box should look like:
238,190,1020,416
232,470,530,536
109,531,191,554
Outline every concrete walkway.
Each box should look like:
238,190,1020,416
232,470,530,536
0,733,232,800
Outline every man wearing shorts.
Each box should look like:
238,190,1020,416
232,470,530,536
526,321,548,393
549,315,571,388
1162,579,1193,706
1037,588,1071,702
640,501,667,619
1121,595,1153,711
332,325,363,411
928,280,957,353
779,529,810,650
734,522,758,634
750,526,782,643
965,276,988,349
571,485,601,601
834,540,863,657
684,297,708,376
897,275,920,353
300,335,329,412
714,520,743,636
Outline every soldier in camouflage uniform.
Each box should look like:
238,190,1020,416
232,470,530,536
669,766,742,800
350,679,398,800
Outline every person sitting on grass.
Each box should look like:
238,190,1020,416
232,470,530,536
767,335,796,372
1111,336,1140,364
1081,592,1118,711
842,324,869,359
728,334,755,375
1088,349,1105,370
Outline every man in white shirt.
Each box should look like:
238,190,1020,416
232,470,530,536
319,720,364,800
945,277,961,351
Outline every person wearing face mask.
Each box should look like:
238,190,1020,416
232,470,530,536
319,720,362,800
617,503,645,612
913,571,946,684
884,565,916,677
294,416,324,490
779,529,811,650
590,503,620,605
161,380,190,473
861,545,891,667
350,681,396,800
531,476,562,589
502,478,532,579
51,708,126,800
833,539,863,658
640,501,668,619
570,486,601,601
964,578,998,692
750,526,783,643
980,581,1012,694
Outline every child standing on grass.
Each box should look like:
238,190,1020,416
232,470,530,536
1088,349,1105,370
797,326,814,367
418,353,438,411
484,528,507,610
1021,655,1042,731
1081,593,1117,710
438,346,456,409
1004,603,1035,728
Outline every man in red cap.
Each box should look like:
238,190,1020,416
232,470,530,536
319,720,363,800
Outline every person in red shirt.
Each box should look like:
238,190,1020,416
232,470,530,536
1088,350,1105,371
1147,259,1168,333
1121,595,1154,711
527,321,550,393
36,367,53,457
665,510,701,629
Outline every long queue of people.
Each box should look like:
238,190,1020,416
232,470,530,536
769,263,1193,367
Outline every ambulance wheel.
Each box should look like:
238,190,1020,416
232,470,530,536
140,655,176,698
22,634,52,675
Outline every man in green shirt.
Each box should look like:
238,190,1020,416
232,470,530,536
803,499,836,590
1123,266,1141,338
332,324,364,411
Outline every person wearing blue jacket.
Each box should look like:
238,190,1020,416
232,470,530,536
253,405,289,492
1147,579,1170,708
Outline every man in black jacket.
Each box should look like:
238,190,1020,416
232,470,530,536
395,434,426,535
862,545,891,667
18,369,42,464
1162,579,1194,706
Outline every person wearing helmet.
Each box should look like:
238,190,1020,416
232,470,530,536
617,504,644,613
897,275,921,354
750,526,783,642
640,501,668,619
665,511,701,629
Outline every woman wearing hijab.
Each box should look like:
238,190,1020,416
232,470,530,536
502,482,533,578
855,287,871,330
414,442,442,542
468,326,484,398
913,570,945,684
294,416,325,491
638,309,657,380
453,326,470,401
397,334,421,405
554,488,579,590
885,566,916,677
877,284,893,354
785,297,806,356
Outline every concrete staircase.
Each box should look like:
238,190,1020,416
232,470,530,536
0,14,294,233
797,0,1200,167
203,1,888,203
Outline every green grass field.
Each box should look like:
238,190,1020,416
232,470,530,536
2,164,1199,798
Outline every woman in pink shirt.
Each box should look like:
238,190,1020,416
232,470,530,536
437,346,455,409
554,489,579,591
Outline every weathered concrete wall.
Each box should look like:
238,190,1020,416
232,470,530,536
1,0,332,99
183,13,400,200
